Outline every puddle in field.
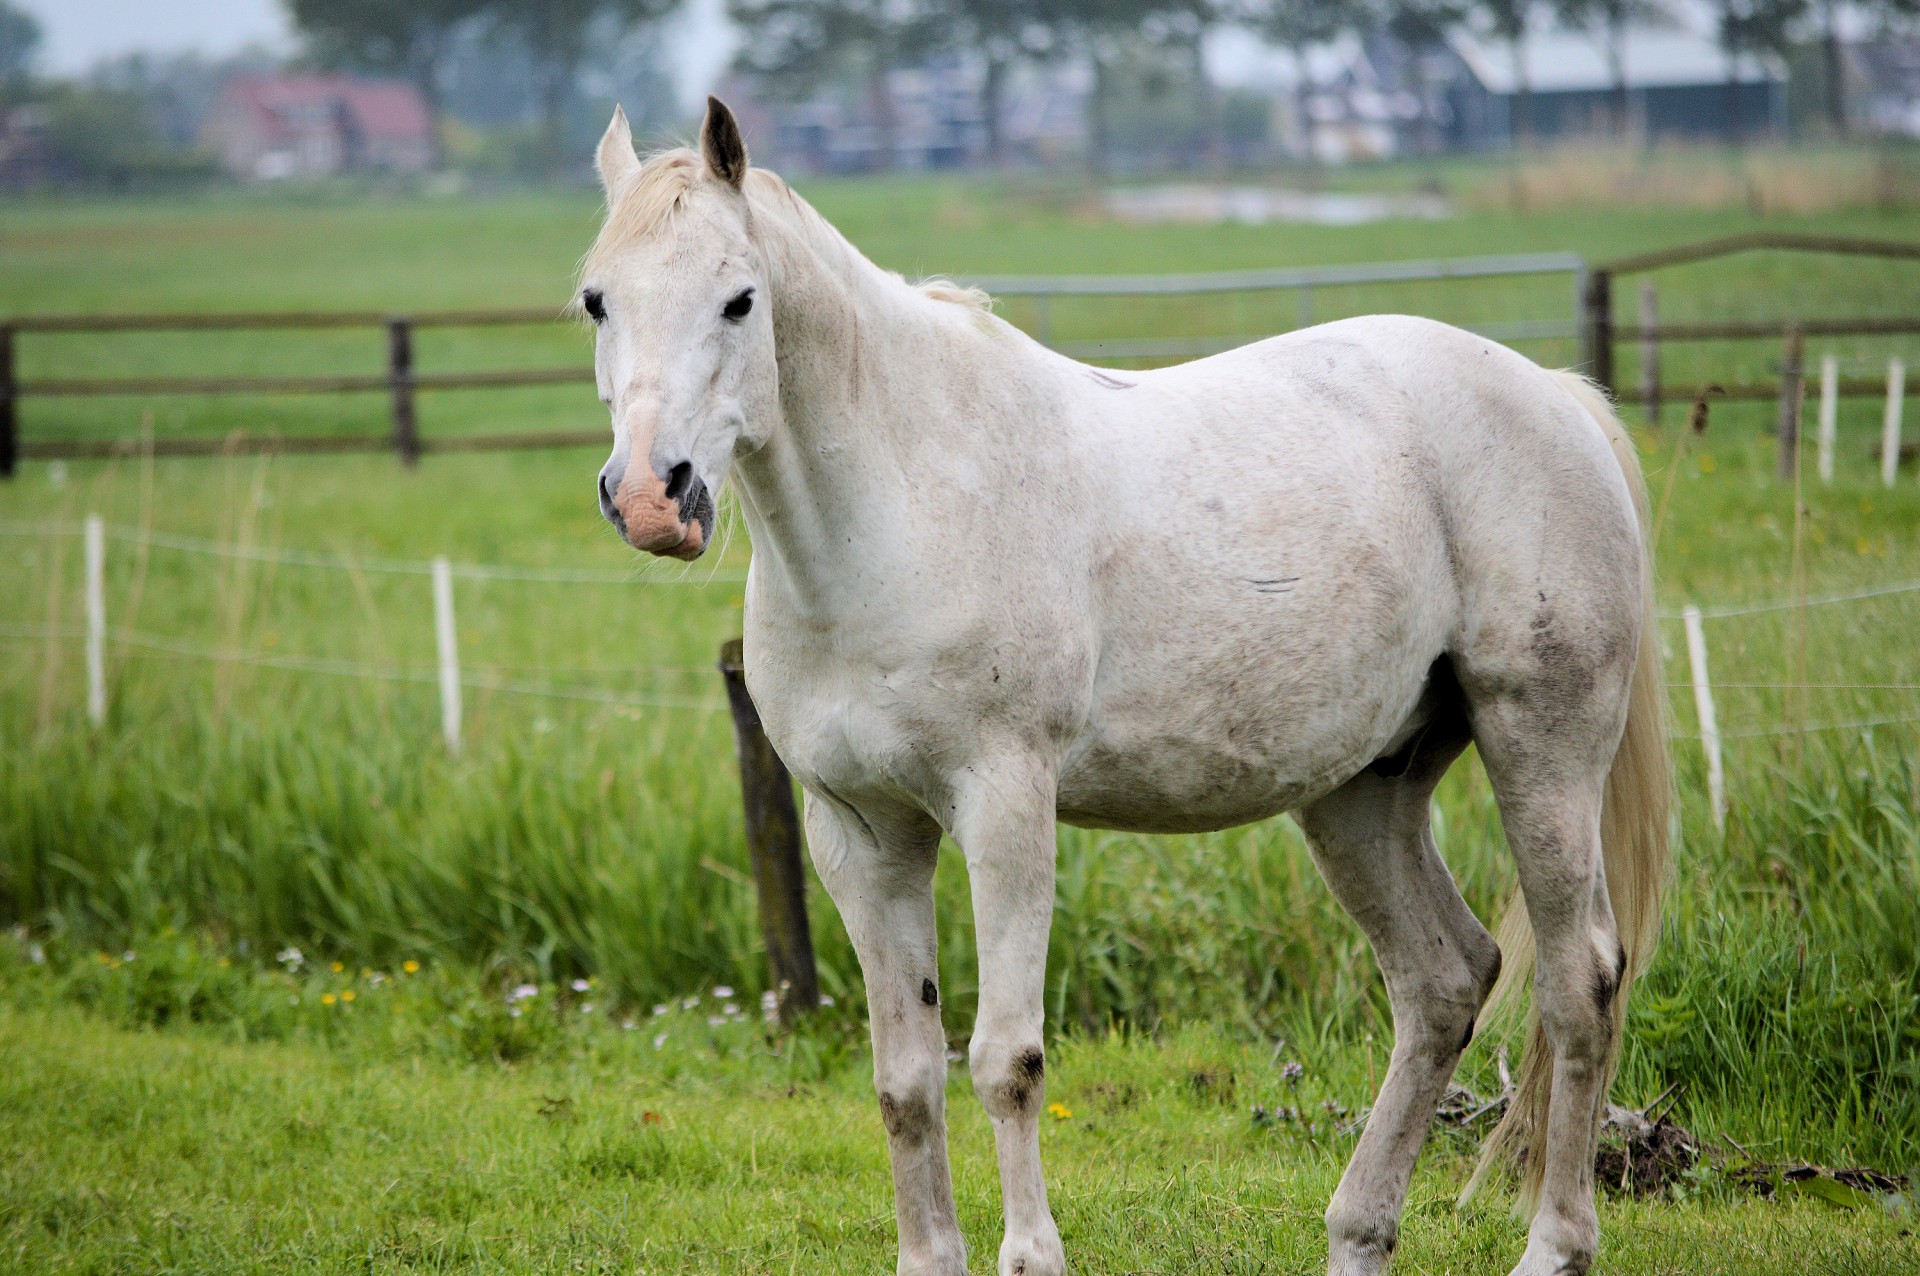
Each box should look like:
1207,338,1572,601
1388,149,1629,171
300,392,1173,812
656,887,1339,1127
1103,185,1452,226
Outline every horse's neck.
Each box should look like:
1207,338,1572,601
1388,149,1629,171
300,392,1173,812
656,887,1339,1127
732,196,1018,603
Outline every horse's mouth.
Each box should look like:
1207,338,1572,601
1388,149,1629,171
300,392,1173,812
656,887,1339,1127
661,484,716,560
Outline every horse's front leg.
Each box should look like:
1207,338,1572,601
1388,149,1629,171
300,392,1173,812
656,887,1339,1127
953,757,1066,1276
804,791,966,1276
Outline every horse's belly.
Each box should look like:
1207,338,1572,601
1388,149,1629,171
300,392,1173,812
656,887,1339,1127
1054,687,1399,833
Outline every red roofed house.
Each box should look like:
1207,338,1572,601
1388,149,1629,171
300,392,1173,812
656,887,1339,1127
202,74,435,181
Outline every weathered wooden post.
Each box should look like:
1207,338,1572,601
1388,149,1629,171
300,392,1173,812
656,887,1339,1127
718,637,819,1024
387,316,419,465
1638,281,1660,428
0,324,16,478
1776,323,1804,481
1582,268,1614,395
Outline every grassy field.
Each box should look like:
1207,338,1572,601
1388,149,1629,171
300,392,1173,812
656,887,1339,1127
2,171,1918,1271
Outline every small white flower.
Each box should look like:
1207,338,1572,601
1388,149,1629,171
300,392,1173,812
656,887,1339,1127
580,1002,595,1014
509,983,539,1002
276,947,303,968
706,1014,727,1027
570,978,591,992
712,985,734,999
28,944,45,965
509,1006,523,1018
818,993,835,1007
652,1004,669,1017
122,951,136,962
681,995,700,1010
652,1032,668,1050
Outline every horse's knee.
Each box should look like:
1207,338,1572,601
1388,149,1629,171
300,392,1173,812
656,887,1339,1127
971,1037,1046,1120
875,1056,944,1145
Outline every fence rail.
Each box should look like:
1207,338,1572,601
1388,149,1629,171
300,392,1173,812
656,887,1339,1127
1,252,1590,476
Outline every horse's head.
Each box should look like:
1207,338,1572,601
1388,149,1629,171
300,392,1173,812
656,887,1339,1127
580,98,776,560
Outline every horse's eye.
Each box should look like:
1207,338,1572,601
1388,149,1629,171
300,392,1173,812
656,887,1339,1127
723,289,754,322
582,289,605,322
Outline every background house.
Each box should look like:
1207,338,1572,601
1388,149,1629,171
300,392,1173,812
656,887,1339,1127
1445,29,1787,148
200,74,435,180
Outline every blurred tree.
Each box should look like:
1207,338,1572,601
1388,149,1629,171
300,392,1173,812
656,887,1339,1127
287,0,491,149
728,0,942,169
1478,0,1539,143
1552,0,1673,137
934,0,1061,167
1053,0,1206,177
1244,0,1364,162
1713,0,1803,142
0,0,41,88
490,0,684,177
1379,0,1469,154
1813,0,1843,134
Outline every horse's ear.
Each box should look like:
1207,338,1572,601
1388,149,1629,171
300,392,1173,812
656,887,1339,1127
700,96,748,190
596,106,641,200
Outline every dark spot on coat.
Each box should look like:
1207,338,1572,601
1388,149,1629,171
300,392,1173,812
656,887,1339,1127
878,1090,933,1140
1590,960,1620,1016
1004,1047,1046,1110
921,978,938,1006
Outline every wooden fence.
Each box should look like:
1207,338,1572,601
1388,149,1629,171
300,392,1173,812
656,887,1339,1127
0,306,601,474
0,253,1589,476
1580,233,1920,479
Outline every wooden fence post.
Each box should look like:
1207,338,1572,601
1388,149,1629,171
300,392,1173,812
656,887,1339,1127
1816,353,1838,483
1776,323,1804,481
1639,281,1660,427
388,317,419,465
1,324,16,478
1583,268,1614,395
718,637,819,1025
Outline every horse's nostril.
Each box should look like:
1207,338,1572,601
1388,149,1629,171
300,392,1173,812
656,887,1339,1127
598,472,613,509
664,461,693,504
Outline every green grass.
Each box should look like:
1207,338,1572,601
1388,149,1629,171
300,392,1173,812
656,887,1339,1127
1,966,1913,1275
1,174,1918,1268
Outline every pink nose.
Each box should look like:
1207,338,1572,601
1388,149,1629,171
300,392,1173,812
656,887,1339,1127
609,462,710,560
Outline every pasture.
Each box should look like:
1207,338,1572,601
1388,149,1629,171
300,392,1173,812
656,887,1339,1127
2,176,1918,1271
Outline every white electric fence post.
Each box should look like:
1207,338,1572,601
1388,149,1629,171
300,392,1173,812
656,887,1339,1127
84,513,105,727
1816,353,1837,483
1883,358,1905,490
432,556,462,755
1682,605,1725,832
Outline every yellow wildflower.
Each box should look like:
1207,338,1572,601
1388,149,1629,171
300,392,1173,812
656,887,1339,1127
341,990,356,1003
1046,1103,1073,1120
321,993,337,1006
330,961,344,973
402,960,420,974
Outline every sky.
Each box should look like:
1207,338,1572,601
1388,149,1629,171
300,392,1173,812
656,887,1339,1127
12,0,738,114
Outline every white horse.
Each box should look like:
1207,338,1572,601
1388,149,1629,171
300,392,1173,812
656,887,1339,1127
580,99,1669,1276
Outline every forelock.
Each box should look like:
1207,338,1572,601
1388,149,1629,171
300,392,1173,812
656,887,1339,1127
583,148,703,277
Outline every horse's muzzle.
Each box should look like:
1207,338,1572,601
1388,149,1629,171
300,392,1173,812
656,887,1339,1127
604,461,713,560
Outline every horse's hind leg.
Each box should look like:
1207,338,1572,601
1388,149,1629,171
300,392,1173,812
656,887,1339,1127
1297,712,1501,1276
1470,705,1622,1276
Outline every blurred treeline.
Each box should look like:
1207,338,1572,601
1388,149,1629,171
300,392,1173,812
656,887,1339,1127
0,0,1916,188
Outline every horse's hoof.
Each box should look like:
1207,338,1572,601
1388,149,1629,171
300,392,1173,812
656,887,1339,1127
998,1228,1065,1276
1506,1232,1593,1276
